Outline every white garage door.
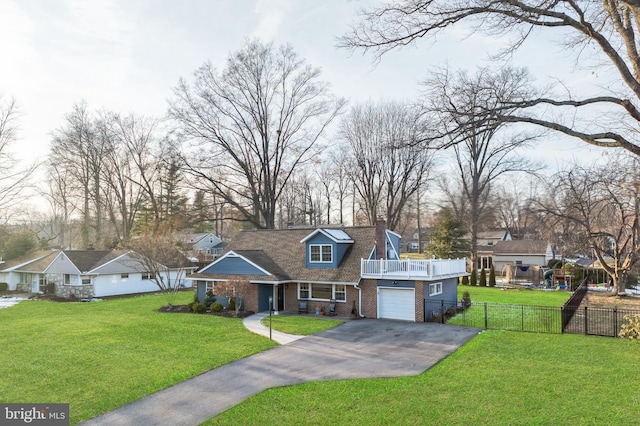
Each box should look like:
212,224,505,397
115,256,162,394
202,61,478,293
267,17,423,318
378,288,415,321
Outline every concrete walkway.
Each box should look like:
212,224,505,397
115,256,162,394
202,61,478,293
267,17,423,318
241,312,305,344
81,319,480,426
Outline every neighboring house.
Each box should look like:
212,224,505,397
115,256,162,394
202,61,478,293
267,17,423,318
491,240,554,273
189,218,467,322
180,233,226,262
0,250,196,298
475,230,513,270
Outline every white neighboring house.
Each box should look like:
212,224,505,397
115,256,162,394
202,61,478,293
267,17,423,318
0,250,197,298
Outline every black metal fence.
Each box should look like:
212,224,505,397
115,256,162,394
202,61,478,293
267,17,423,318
561,279,588,330
425,296,640,337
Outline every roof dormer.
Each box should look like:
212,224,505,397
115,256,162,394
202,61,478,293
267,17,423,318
300,228,354,269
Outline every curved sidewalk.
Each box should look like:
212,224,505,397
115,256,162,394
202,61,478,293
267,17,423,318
242,312,305,344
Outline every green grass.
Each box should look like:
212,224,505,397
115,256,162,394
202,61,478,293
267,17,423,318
0,292,276,424
208,331,640,425
458,285,570,306
260,315,343,335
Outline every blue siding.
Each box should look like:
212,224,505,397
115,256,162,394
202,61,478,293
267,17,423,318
424,277,458,305
200,256,267,275
305,233,345,269
387,232,401,259
376,279,415,289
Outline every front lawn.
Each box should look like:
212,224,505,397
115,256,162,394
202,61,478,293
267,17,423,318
0,292,276,424
261,315,343,335
209,331,639,425
458,285,570,306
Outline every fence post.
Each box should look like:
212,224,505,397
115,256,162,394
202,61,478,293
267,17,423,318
584,306,588,335
613,308,617,337
521,305,524,332
484,303,488,329
560,306,565,334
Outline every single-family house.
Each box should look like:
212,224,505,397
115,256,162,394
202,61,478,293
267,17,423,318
180,233,226,262
491,240,555,273
475,230,512,270
0,250,197,298
189,218,467,322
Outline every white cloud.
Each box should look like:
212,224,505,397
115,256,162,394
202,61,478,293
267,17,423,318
252,0,292,41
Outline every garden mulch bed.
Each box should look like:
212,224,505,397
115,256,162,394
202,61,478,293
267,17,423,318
158,304,255,318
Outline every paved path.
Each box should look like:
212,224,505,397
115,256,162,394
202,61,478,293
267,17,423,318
241,312,305,344
82,319,479,426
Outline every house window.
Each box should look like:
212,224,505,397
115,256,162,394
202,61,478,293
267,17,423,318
429,282,443,296
299,283,309,299
334,284,346,301
298,283,346,301
81,277,91,285
311,284,332,299
206,281,223,293
310,244,332,263
121,273,129,279
142,272,156,280
64,274,78,285
477,256,492,270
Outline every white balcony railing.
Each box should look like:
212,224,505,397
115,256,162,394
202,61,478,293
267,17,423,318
361,258,467,280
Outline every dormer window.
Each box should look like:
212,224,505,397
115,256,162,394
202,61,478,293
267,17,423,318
310,244,332,263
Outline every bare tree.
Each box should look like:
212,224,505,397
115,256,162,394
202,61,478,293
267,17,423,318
170,40,345,229
340,1,640,157
541,157,640,295
128,234,193,296
424,67,541,268
338,100,434,231
0,96,37,218
50,102,106,248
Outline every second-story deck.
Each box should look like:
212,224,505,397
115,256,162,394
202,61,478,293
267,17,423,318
361,258,467,281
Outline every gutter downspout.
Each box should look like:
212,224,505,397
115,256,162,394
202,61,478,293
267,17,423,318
354,278,365,318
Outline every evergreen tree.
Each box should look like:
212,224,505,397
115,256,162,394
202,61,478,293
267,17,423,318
425,207,471,259
470,268,477,286
489,265,497,287
461,275,469,286
479,267,487,287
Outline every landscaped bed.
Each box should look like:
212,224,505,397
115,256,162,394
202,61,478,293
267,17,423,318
0,292,276,425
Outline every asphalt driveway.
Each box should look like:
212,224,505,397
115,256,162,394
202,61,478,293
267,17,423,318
81,320,480,426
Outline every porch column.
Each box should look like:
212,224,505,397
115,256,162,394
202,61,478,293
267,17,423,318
273,284,279,315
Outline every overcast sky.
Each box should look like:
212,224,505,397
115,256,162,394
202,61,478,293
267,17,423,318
1,0,610,177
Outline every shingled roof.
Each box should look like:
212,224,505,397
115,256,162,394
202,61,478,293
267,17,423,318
196,226,378,284
492,240,548,255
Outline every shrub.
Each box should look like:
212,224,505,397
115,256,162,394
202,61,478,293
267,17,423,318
204,290,217,308
461,291,472,310
210,303,223,312
0,282,8,293
479,268,487,287
45,283,56,295
192,303,206,314
470,269,477,286
548,259,563,269
461,275,469,286
619,314,640,339
228,297,236,311
187,302,197,312
489,266,496,287
193,292,199,303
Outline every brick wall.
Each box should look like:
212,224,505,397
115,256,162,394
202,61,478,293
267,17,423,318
415,281,425,322
360,279,378,319
283,283,363,317
244,285,259,312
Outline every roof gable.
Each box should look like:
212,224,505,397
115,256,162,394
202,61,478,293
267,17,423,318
300,228,354,244
199,251,272,276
